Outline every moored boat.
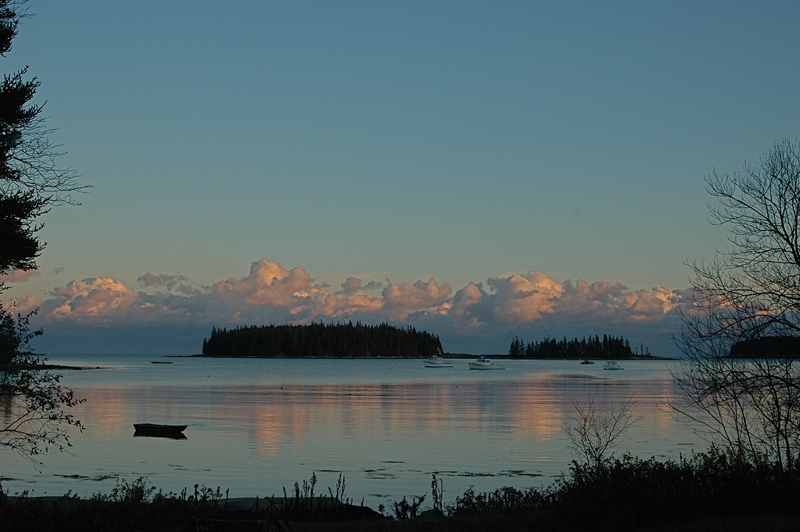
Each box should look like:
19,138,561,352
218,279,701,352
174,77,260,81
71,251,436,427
602,361,624,370
424,355,453,368
133,423,188,438
580,360,594,365
469,357,505,370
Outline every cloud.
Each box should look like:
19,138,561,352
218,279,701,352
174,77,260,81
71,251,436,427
9,258,692,354
486,271,564,323
50,278,139,321
554,280,687,324
363,280,386,291
341,277,362,295
212,259,312,306
382,278,452,320
1,269,40,283
138,272,190,291
443,271,564,326
338,276,385,295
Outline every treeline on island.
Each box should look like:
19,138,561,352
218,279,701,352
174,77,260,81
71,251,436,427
201,322,443,358
509,334,651,359
728,336,800,358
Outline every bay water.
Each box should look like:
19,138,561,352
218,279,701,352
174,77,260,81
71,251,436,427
2,355,702,509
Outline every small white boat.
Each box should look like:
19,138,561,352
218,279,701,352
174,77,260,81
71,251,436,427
424,355,453,368
603,361,624,370
469,357,505,370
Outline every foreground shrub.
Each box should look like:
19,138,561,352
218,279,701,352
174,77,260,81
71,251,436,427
3,450,800,531
446,446,800,531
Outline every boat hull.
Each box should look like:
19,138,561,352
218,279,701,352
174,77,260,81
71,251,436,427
424,355,453,368
133,423,188,439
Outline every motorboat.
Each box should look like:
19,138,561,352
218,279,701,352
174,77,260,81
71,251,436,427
602,361,624,370
424,355,453,368
469,357,505,370
133,423,188,439
580,360,595,365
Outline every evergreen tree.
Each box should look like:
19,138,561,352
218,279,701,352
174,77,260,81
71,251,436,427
0,0,85,461
509,334,647,359
201,322,443,358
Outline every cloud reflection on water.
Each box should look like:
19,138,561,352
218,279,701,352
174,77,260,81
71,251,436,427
2,359,700,507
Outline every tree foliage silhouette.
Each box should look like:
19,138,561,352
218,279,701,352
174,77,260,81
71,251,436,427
0,0,84,460
203,322,443,358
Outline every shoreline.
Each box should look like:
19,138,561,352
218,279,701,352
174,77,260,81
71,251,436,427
186,354,676,361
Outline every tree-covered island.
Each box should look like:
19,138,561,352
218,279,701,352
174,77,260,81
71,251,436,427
508,334,666,359
728,336,800,359
201,322,443,358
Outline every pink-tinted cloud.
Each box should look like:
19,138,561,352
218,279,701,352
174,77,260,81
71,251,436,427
212,259,314,308
382,278,452,320
1,269,40,283
7,259,691,342
1,294,39,313
59,281,132,320
486,271,564,323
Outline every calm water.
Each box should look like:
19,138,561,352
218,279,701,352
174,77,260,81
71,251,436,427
2,355,702,508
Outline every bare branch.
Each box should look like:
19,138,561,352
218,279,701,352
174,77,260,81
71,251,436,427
0,305,84,462
674,139,800,470
564,394,641,468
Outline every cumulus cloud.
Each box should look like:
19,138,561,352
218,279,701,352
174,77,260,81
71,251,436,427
341,277,363,294
50,278,140,322
554,280,687,323
486,271,564,323
363,280,386,291
212,259,315,308
9,258,691,354
138,272,190,291
1,269,39,283
382,278,452,320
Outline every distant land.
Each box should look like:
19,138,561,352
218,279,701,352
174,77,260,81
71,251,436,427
508,335,672,360
201,322,442,358
198,324,674,360
729,336,800,359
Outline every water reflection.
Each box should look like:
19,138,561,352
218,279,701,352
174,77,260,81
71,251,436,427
2,363,701,507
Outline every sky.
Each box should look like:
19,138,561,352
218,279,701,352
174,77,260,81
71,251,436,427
2,1,800,356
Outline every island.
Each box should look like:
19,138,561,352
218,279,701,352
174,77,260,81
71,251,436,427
728,336,800,359
508,334,669,360
201,322,443,358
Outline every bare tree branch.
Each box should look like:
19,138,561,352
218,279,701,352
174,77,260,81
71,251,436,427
673,139,800,470
564,394,640,468
0,304,84,462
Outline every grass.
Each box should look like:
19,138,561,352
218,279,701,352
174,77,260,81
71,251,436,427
3,448,800,531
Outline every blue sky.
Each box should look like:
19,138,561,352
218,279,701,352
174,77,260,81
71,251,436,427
3,1,799,355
